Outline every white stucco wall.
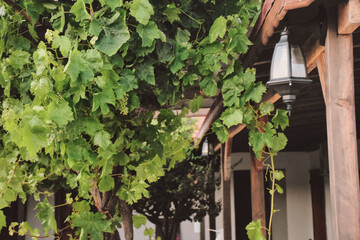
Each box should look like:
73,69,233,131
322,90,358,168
210,151,315,240
25,194,55,240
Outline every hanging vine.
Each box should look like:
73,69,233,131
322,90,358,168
0,0,288,239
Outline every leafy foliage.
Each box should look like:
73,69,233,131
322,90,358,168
133,151,221,240
0,0,289,239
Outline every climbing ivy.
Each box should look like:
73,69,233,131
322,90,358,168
0,0,288,239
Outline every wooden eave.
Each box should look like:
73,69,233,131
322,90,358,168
195,0,319,147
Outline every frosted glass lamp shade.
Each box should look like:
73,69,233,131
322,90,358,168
266,28,312,114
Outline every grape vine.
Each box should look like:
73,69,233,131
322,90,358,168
0,0,288,239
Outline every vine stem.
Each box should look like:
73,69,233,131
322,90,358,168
267,150,275,240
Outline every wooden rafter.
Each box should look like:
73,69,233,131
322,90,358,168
338,0,360,34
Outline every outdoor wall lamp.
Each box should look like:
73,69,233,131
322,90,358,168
201,137,214,157
266,28,312,116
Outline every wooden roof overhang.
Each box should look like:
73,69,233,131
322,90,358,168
195,0,360,152
198,1,360,239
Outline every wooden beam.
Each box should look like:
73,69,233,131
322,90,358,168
250,151,267,238
303,34,325,73
324,5,360,239
221,140,233,240
194,98,223,146
338,0,360,34
316,51,326,103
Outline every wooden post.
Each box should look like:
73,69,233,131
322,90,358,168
250,152,267,238
209,160,216,240
221,139,233,240
323,4,360,239
200,219,205,240
250,115,267,238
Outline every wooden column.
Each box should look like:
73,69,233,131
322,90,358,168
323,4,360,239
250,152,267,238
200,219,205,240
250,115,267,238
221,139,233,240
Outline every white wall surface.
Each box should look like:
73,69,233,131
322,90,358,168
119,219,156,240
211,151,315,240
25,194,55,240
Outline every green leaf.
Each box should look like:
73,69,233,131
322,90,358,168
130,0,154,25
8,36,31,51
28,23,39,41
64,50,94,86
199,76,217,97
99,0,123,10
25,1,39,24
244,82,266,103
183,73,198,86
70,0,91,22
249,129,265,153
156,43,173,63
48,100,74,127
52,6,65,32
211,120,229,143
135,155,164,183
189,95,203,113
35,198,57,235
30,77,53,99
133,214,147,229
92,88,116,114
94,10,130,56
222,75,244,108
135,61,155,85
128,93,140,112
246,219,266,240
220,108,243,127
209,16,227,43
144,227,154,237
137,21,165,47
9,50,30,70
52,35,71,57
72,212,112,240
275,183,284,194
96,69,119,89
20,106,49,156
79,117,104,136
98,175,115,192
94,130,112,149
90,18,102,37
163,3,181,23
0,210,5,231
33,42,49,76
273,170,285,181
272,109,289,131
85,49,103,71
50,67,68,92
269,132,288,153
259,102,274,116
169,29,190,73
119,69,138,92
